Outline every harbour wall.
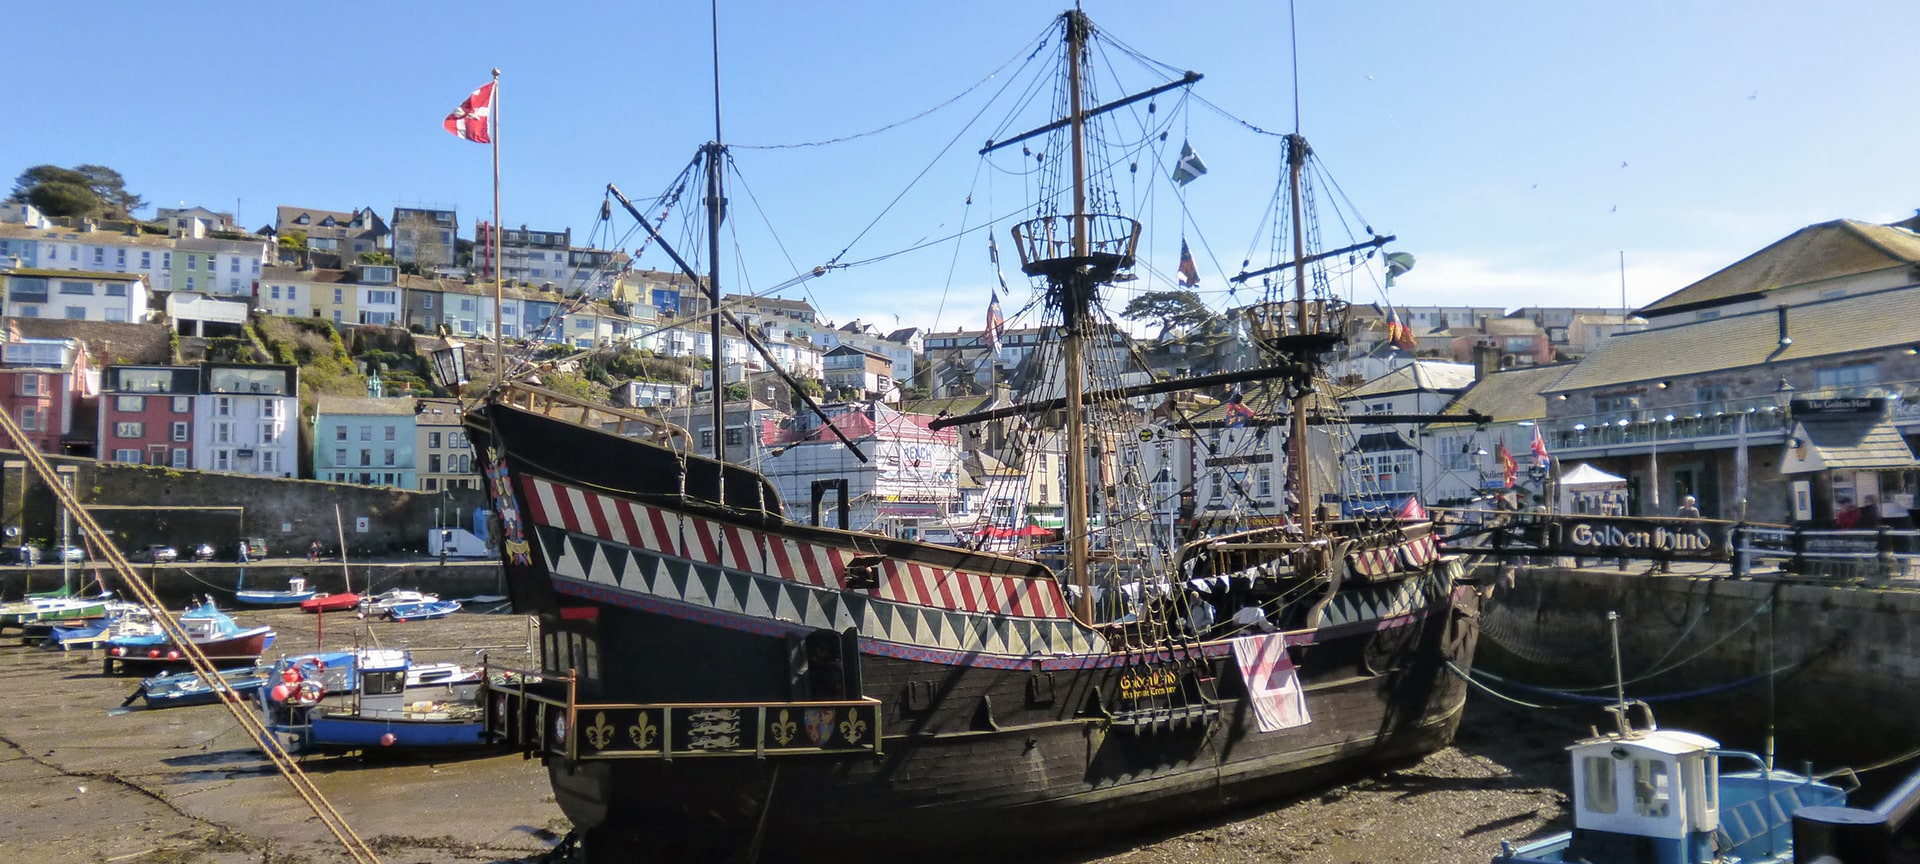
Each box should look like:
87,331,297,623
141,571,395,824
0,451,490,558
1478,565,1920,775
0,558,506,608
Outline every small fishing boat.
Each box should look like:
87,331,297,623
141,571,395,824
358,588,438,617
103,600,276,673
133,665,273,709
384,599,461,622
265,648,495,753
235,576,317,607
300,592,361,614
0,594,112,631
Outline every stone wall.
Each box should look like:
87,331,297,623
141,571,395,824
2,451,489,558
1479,565,1920,775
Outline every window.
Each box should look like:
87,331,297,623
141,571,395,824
271,286,281,300
215,396,232,416
64,306,85,320
172,421,188,441
429,454,442,472
186,277,196,291
383,449,396,466
286,285,296,301
262,424,279,444
360,426,372,441
187,254,197,270
93,248,104,265
115,395,144,412
448,431,467,449
383,425,396,441
1593,394,1638,417
262,451,279,474
213,450,231,471
423,295,433,309
115,421,143,437
428,432,441,448
171,448,188,468
19,374,41,396
334,448,347,464
1633,759,1671,818
725,428,742,446
262,400,279,419
115,449,141,463
701,431,714,449
140,251,151,269
214,422,231,443
59,280,94,295
360,450,372,466
1815,364,1876,391
205,256,216,272
173,396,190,413
105,282,126,296
230,258,240,273
116,248,126,268
20,406,43,431
334,425,347,441
334,288,344,303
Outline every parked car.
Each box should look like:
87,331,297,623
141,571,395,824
53,545,85,563
190,543,215,561
133,544,178,563
2,544,44,565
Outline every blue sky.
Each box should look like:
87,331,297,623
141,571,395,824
11,2,1916,336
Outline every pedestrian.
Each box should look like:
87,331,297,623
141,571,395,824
237,540,250,564
1676,495,1700,519
307,540,321,563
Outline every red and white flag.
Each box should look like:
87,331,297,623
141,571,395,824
443,81,495,144
1530,423,1550,464
1232,634,1311,733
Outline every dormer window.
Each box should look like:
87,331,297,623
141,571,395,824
295,214,310,225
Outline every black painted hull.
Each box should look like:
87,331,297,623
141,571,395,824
467,401,1478,861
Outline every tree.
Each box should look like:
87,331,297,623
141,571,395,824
1120,290,1214,339
10,164,144,218
358,250,395,265
278,230,308,252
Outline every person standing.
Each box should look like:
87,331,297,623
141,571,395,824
237,540,250,564
1676,495,1700,519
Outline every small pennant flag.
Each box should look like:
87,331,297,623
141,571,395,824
1171,141,1209,185
1177,239,1200,287
985,290,1005,354
443,81,495,144
1386,305,1417,351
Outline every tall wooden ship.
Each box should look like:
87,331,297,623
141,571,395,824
468,10,1478,860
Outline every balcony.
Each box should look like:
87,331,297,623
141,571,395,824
1545,380,1920,458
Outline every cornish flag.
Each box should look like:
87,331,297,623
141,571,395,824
443,81,495,144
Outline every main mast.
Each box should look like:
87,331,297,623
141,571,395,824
705,1,728,463
1286,133,1314,542
1061,10,1094,619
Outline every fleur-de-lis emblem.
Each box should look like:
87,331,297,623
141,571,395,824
584,711,615,750
838,708,867,744
629,712,658,749
770,709,797,747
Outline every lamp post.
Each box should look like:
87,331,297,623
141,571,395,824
1773,377,1795,413
428,338,468,395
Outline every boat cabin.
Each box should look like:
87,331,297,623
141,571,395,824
1501,700,1852,864
355,648,416,720
1565,724,1721,863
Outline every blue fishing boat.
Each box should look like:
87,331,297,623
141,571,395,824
383,599,460,621
266,648,493,753
134,665,272,709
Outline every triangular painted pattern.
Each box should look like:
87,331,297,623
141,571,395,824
538,527,1118,658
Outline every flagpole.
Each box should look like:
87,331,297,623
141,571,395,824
491,67,504,386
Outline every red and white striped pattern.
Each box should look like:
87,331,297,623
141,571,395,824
520,477,1069,619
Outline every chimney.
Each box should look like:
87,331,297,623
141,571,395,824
1472,339,1500,381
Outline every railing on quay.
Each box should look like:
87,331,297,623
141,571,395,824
1542,380,1920,455
1433,508,1918,583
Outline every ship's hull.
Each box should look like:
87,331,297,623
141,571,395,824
469,402,1478,860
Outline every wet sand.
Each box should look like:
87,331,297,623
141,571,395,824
0,605,1572,864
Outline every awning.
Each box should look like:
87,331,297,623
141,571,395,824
1030,515,1066,529
1559,463,1628,487
1781,417,1920,475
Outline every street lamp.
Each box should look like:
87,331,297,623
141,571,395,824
428,338,468,393
1773,377,1795,411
